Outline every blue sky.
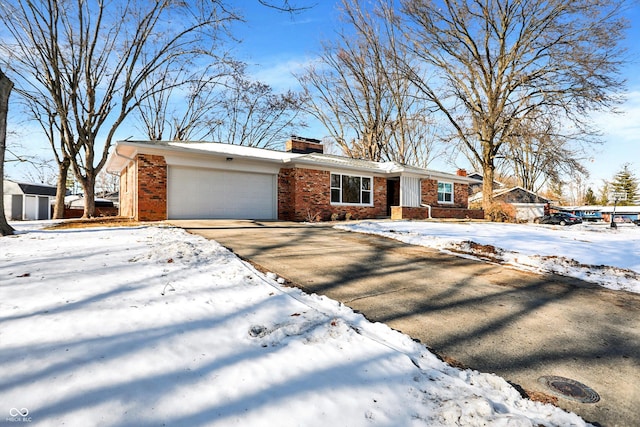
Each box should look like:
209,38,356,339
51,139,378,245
5,0,639,192
232,0,640,190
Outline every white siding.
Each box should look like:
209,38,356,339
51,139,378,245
400,176,421,207
512,203,545,221
24,195,38,220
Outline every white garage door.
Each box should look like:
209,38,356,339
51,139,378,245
168,166,277,219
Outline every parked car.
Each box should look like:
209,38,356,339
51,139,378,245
612,216,634,224
534,212,583,226
616,217,640,226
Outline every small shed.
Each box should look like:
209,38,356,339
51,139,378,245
3,179,56,220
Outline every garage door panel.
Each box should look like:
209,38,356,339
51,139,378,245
168,167,276,219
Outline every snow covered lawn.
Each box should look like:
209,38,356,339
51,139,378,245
0,223,589,426
337,221,640,294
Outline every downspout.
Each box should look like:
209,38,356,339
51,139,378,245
420,203,432,219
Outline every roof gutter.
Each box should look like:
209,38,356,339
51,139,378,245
107,143,136,175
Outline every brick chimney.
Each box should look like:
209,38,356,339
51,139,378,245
456,168,467,177
286,135,324,154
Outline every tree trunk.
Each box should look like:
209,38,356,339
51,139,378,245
482,163,495,220
0,69,15,236
52,159,70,219
82,172,96,218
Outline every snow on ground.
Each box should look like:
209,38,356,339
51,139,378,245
0,222,589,426
337,221,640,294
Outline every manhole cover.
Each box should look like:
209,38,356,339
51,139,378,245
537,376,600,403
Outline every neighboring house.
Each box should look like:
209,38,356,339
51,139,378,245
99,191,120,208
467,171,504,195
557,205,640,223
470,186,550,221
63,195,119,219
105,137,484,222
3,179,56,221
599,205,640,224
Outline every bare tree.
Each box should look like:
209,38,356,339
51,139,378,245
135,61,305,147
0,0,237,218
95,169,119,198
297,0,438,166
258,0,316,12
0,68,15,236
212,71,307,148
503,115,588,192
18,86,77,218
400,0,627,212
564,171,589,206
134,62,236,141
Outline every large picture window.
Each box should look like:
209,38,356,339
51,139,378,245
438,182,453,203
331,174,372,205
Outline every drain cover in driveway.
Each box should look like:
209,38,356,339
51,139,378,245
537,376,600,403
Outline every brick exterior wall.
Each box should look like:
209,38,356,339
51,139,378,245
278,168,297,221
431,207,484,219
391,206,484,220
135,154,167,221
421,178,469,209
64,207,119,219
118,150,477,222
120,154,167,221
278,167,387,221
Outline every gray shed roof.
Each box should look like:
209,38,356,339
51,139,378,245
3,180,57,196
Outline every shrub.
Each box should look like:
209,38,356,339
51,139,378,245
486,202,516,222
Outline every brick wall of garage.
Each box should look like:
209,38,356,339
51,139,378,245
135,154,167,221
277,168,296,221
278,167,387,221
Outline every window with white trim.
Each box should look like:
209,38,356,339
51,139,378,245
331,173,372,205
437,182,453,203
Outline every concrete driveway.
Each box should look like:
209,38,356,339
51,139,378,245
172,219,640,427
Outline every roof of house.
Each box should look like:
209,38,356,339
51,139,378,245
599,205,640,214
469,186,550,204
556,205,640,214
3,179,57,196
467,172,504,187
106,140,476,183
65,196,114,208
